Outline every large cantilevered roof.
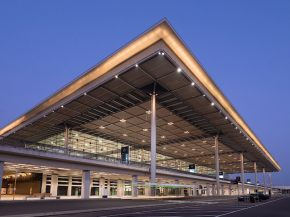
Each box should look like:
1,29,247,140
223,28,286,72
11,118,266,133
0,18,281,173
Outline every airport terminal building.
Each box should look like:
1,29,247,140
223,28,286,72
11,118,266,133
0,19,281,199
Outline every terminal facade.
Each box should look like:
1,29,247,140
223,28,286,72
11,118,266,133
0,19,280,199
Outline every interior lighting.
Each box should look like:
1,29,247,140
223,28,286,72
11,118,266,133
211,156,214,158
177,68,181,72
143,129,148,131
211,102,214,106
184,131,189,134
141,140,145,142
135,64,138,67
184,154,187,156
174,150,178,153
220,150,223,151
115,75,118,78
192,149,195,150
162,52,164,55
181,144,185,146
85,144,89,146
99,126,105,129
163,147,167,149
120,119,126,122
146,110,152,114
203,141,207,143
61,106,64,108
225,117,228,119
229,155,232,156
158,52,161,55
203,94,205,97
123,134,127,136
168,122,173,125
191,82,195,86
84,93,87,95
161,136,165,138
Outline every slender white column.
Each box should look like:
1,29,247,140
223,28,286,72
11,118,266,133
67,176,72,196
64,127,69,155
222,185,225,195
99,177,105,197
145,181,150,196
193,182,197,196
117,179,123,197
215,136,220,195
41,174,47,193
212,184,215,196
150,94,156,196
207,184,210,196
0,162,4,200
240,152,245,195
81,170,90,199
269,173,272,196
132,175,138,197
175,180,179,195
263,168,266,194
51,174,58,196
254,162,257,191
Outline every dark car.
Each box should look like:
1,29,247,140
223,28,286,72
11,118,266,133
258,193,269,200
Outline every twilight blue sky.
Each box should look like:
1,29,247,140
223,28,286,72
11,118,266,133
0,1,289,186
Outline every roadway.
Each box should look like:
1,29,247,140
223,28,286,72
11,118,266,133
0,195,289,217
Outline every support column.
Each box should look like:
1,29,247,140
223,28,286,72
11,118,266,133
117,179,123,197
132,175,138,197
263,168,266,194
180,187,184,196
41,174,47,193
0,162,4,200
180,160,182,171
81,170,90,199
99,177,105,197
212,184,215,196
141,147,144,164
240,152,245,195
193,182,197,196
51,174,58,196
164,185,169,195
145,181,150,196
269,173,272,197
254,162,257,191
150,94,156,196
229,185,232,195
64,127,69,155
207,184,210,196
222,185,225,195
67,176,72,196
215,136,220,195
175,180,179,195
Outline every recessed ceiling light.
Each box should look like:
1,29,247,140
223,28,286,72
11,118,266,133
141,140,145,142
123,134,127,136
161,136,165,138
158,52,161,55
162,52,164,55
115,75,118,78
203,141,207,143
184,131,189,134
143,129,148,131
225,117,228,119
168,122,173,125
174,150,177,153
99,126,105,129
146,110,152,114
211,102,214,106
120,119,126,122
191,82,195,86
84,93,87,95
163,147,166,149
192,149,195,150
135,64,138,67
181,144,185,146
177,68,181,72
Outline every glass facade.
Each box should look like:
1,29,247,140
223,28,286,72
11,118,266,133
38,130,221,176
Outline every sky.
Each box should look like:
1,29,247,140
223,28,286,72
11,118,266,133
0,0,289,186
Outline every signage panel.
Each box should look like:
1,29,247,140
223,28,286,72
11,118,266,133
121,146,130,164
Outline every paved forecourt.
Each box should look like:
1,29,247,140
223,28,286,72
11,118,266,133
1,195,289,217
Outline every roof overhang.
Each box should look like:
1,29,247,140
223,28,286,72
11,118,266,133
0,18,281,171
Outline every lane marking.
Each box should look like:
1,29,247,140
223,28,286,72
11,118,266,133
216,196,289,217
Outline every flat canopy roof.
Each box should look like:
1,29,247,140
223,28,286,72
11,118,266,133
0,18,281,173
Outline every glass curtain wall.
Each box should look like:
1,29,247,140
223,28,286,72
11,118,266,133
39,130,219,176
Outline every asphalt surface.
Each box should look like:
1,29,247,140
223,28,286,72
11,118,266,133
0,195,289,217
